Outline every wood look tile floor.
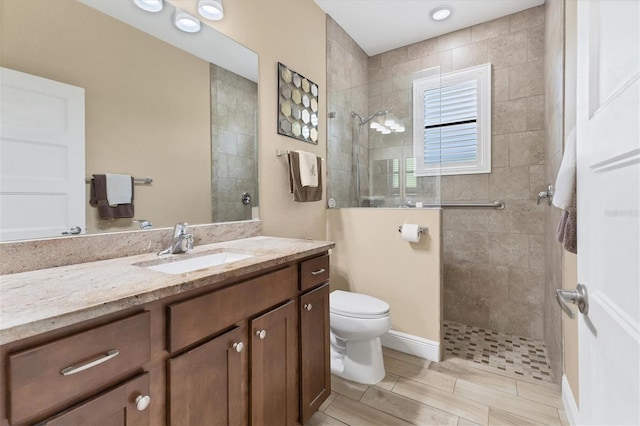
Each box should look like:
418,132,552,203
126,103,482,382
308,348,568,426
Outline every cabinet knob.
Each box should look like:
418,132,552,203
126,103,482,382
232,341,244,352
304,303,313,311
135,394,151,411
256,329,267,339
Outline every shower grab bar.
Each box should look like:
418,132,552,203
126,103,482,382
409,201,505,210
440,201,505,210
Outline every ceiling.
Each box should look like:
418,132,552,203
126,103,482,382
314,0,545,56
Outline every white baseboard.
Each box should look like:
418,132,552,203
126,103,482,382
562,374,579,425
380,329,440,362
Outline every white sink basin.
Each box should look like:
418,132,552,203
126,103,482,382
145,252,254,275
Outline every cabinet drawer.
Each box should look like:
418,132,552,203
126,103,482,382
8,311,150,425
167,266,297,352
40,372,150,426
300,255,330,292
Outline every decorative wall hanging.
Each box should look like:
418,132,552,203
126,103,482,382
278,62,319,144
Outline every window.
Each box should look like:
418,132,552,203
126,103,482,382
413,63,491,176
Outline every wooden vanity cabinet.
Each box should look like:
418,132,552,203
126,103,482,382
1,251,331,426
167,326,248,426
299,283,331,424
299,254,331,424
5,311,151,426
251,300,299,426
39,373,150,426
166,265,300,426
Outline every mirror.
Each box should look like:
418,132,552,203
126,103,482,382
0,0,259,241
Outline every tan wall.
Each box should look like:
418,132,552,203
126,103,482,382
171,0,328,240
1,0,212,233
563,0,579,405
326,209,442,342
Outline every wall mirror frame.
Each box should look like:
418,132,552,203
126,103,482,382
0,0,259,242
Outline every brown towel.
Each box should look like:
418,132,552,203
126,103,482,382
556,194,577,254
89,174,135,219
288,152,323,202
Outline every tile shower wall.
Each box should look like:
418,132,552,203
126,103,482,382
543,0,565,383
211,64,258,222
366,6,547,339
327,16,369,207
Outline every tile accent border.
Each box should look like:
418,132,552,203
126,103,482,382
381,329,441,362
562,374,579,425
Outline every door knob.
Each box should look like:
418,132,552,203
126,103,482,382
304,303,313,311
135,394,151,411
256,329,266,339
556,283,589,319
232,342,244,352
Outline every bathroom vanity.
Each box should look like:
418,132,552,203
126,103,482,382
0,236,333,426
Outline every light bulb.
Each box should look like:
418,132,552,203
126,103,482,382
133,0,163,12
432,7,451,21
175,9,201,33
197,0,224,20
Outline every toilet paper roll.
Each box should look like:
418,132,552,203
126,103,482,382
401,224,421,243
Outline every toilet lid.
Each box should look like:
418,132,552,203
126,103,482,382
330,290,390,318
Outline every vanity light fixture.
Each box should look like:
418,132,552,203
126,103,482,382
174,9,201,33
197,0,224,21
431,7,452,21
133,0,163,13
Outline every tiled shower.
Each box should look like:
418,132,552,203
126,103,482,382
210,64,259,223
327,3,564,382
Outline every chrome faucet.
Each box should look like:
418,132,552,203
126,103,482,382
158,223,194,255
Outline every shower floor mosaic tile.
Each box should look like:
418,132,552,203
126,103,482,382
443,320,554,382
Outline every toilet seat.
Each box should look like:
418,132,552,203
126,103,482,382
330,290,389,319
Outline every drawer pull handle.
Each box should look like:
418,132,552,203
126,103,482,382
135,394,151,411
233,342,244,352
311,268,326,276
60,349,119,376
256,329,267,339
304,303,313,311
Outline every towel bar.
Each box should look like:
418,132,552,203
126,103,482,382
276,149,324,160
85,177,153,184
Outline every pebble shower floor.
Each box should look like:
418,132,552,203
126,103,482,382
443,320,554,382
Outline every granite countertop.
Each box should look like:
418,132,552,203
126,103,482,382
0,236,334,345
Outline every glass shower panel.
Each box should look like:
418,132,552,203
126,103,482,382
327,66,441,208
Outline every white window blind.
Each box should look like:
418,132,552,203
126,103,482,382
423,81,478,164
413,63,491,176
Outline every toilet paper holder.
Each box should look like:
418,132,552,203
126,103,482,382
398,225,429,235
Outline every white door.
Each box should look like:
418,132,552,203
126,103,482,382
0,67,85,241
576,1,639,424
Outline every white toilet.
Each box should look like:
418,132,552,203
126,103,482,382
329,290,391,385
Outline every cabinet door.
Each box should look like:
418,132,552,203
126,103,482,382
251,300,298,426
300,283,331,424
168,326,248,426
40,373,150,426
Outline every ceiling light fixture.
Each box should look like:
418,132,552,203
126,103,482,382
431,7,452,21
197,0,224,21
174,9,201,33
133,0,163,13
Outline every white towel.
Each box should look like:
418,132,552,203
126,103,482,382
552,127,576,210
105,173,132,206
295,150,318,187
